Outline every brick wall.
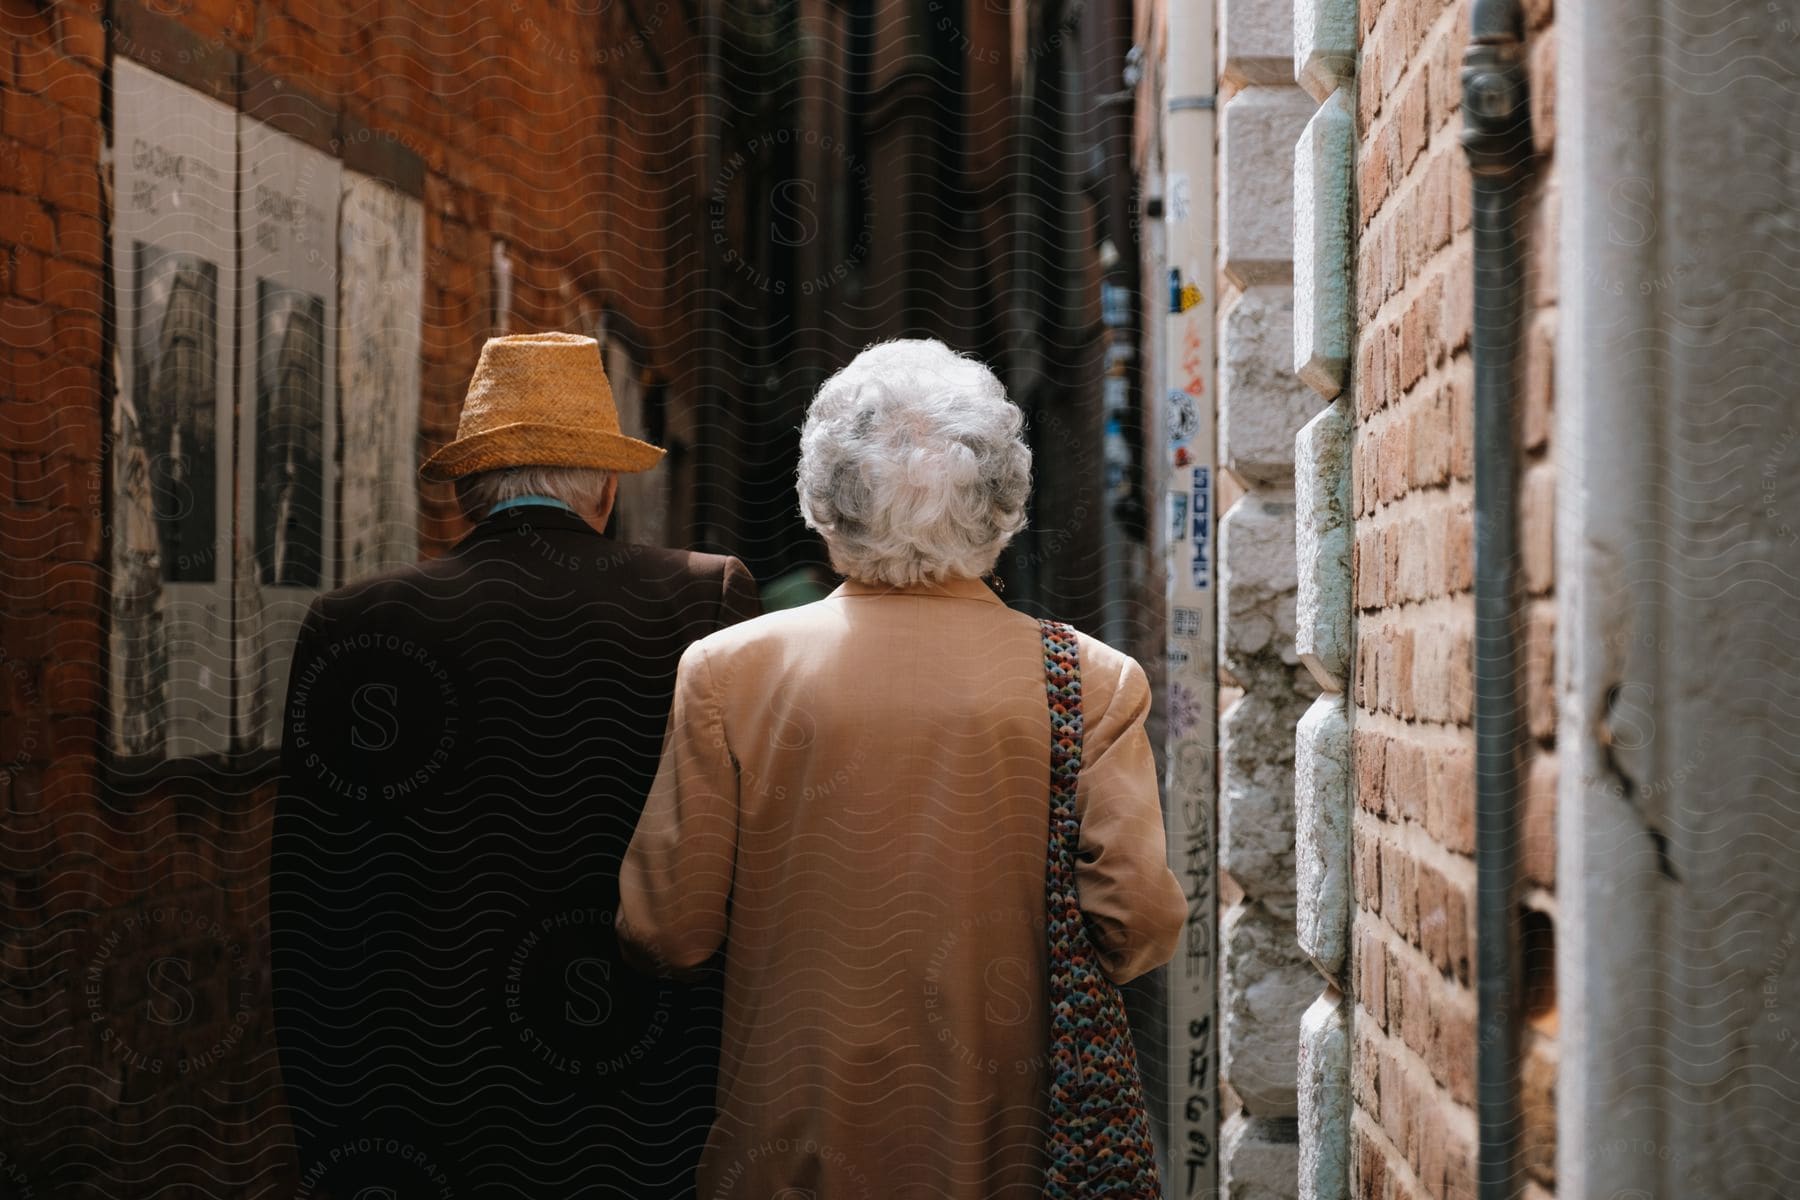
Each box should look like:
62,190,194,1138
0,1,699,1193
1346,0,1557,1197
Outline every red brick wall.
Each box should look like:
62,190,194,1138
1347,0,1557,1197
0,0,701,1193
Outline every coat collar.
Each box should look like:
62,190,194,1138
829,575,1006,605
451,501,600,552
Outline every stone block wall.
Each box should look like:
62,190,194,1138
1215,5,1328,1194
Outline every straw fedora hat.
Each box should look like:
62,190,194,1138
419,331,665,482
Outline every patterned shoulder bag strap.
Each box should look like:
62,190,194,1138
1038,618,1163,1199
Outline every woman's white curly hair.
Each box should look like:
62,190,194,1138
797,338,1032,586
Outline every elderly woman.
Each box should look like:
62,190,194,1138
619,338,1186,1198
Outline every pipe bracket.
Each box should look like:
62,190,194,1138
1460,40,1532,179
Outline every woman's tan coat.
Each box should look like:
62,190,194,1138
619,575,1189,1199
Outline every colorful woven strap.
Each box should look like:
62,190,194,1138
1039,619,1162,1198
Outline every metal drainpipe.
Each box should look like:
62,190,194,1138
1454,2,1526,1200
1460,2,1534,1198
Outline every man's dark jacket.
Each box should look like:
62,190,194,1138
270,504,760,1199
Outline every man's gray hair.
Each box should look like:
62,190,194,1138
796,338,1032,587
455,465,614,522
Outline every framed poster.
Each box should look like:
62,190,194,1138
338,170,424,582
236,118,341,749
107,60,239,759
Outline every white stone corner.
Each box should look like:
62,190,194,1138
1298,990,1350,1200
1295,692,1350,978
1295,0,1357,103
1293,85,1355,399
1295,398,1352,692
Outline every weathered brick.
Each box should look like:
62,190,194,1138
55,211,102,265
1355,1125,1387,1197
0,194,57,255
40,257,100,314
1,89,59,151
42,154,101,217
1397,65,1429,171
1425,741,1475,856
1523,312,1555,452
1354,823,1383,913
1379,838,1417,943
1354,727,1387,816
1522,750,1557,889
1521,461,1555,595
56,10,106,70
0,297,54,349
1528,26,1556,158
1520,1034,1557,1185
1523,599,1556,741
1408,379,1452,490
8,244,45,299
1356,919,1389,1031
1386,734,1427,824
1443,495,1473,594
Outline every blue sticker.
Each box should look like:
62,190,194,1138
1190,467,1211,590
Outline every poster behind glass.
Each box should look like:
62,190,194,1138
108,61,238,759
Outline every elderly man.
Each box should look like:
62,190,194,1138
270,332,759,1198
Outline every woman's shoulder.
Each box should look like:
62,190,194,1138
685,595,847,663
1063,627,1151,715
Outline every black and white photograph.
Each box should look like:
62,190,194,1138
253,281,328,588
132,240,220,583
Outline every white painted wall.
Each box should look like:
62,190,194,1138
1559,3,1800,1195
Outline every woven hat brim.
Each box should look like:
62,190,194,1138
419,421,666,481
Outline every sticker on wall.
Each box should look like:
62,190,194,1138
1167,491,1189,549
1190,466,1212,590
1166,389,1199,447
108,61,241,758
1167,171,1190,224
1172,607,1204,639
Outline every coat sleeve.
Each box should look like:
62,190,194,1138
1074,651,1189,984
718,554,763,628
269,594,359,1139
619,640,740,972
